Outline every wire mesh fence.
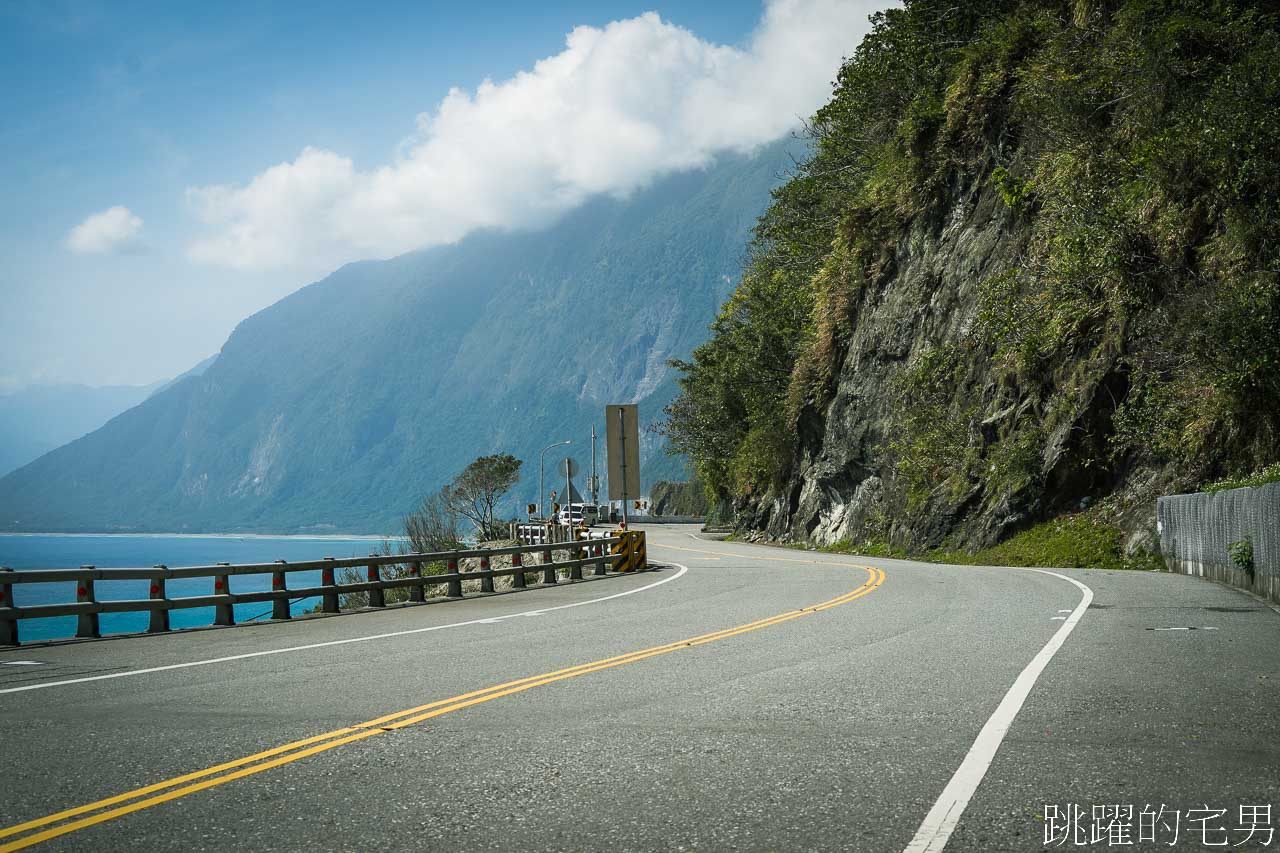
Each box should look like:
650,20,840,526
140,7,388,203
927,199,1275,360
1157,481,1279,604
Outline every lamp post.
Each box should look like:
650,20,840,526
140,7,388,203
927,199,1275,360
539,440,571,520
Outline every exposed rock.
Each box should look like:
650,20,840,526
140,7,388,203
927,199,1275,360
649,479,708,518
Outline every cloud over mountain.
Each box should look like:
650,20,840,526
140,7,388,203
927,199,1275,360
66,206,143,254
186,0,882,272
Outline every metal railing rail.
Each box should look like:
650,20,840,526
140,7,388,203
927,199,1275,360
0,533,648,646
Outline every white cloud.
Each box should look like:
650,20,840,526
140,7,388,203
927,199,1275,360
66,205,144,254
187,0,884,272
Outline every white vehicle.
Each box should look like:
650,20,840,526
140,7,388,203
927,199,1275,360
557,503,599,527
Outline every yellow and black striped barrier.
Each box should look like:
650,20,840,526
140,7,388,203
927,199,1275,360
610,532,632,572
610,530,648,572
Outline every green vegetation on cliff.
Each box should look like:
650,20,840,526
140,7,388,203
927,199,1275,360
666,0,1280,554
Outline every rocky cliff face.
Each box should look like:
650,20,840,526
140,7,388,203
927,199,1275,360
739,169,1174,553
669,2,1280,559
739,175,1033,547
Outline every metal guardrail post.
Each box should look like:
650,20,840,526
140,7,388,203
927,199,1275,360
76,568,100,638
509,548,524,589
214,563,234,626
447,556,462,598
594,542,607,577
0,568,17,646
409,561,425,603
480,555,494,593
149,565,169,633
272,561,291,620
321,558,339,613
367,556,385,608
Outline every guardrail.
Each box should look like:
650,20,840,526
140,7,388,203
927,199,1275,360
512,522,579,545
0,532,649,647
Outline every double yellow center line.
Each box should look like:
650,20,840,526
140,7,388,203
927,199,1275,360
0,563,884,852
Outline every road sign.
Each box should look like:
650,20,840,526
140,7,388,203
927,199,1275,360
606,404,640,502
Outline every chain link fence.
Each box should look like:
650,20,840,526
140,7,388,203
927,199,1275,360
1157,482,1279,605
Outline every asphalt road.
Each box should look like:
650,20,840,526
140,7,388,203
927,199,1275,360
1,525,1277,852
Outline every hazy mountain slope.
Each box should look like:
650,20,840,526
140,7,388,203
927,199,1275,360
0,143,791,533
147,354,217,399
0,382,161,476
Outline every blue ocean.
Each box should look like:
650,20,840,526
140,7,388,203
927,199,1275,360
0,535,400,643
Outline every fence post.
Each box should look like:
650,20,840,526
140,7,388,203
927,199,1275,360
594,542,607,577
447,555,463,598
0,568,17,646
321,558,339,614
214,563,234,626
76,567,100,639
409,561,425,603
569,532,584,581
272,561,291,620
542,545,558,584
478,555,494,593
367,555,385,608
511,551,526,589
542,545,557,585
148,565,170,633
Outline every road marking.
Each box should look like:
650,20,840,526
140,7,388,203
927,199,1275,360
0,662,45,667
0,565,689,696
903,570,1093,853
1050,616,1066,621
0,563,885,852
1150,626,1217,631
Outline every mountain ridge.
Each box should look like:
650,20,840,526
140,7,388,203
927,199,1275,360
0,142,794,533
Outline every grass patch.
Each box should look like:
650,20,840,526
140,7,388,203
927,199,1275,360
1205,462,1280,493
938,515,1131,571
820,514,1163,572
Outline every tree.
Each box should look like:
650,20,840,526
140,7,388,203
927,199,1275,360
403,491,464,553
442,453,523,541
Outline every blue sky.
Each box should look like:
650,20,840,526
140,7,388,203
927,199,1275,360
1,1,877,390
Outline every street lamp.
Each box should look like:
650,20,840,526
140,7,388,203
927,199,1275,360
538,440,571,520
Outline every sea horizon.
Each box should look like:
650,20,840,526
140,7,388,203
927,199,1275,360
0,533,412,642
0,531,399,540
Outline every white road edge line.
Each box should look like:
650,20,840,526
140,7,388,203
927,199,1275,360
903,569,1093,853
0,563,690,696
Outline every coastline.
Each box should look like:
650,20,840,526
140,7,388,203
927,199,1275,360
0,532,401,540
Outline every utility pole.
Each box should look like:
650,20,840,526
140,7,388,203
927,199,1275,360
590,424,598,506
619,406,629,529
538,440,570,520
